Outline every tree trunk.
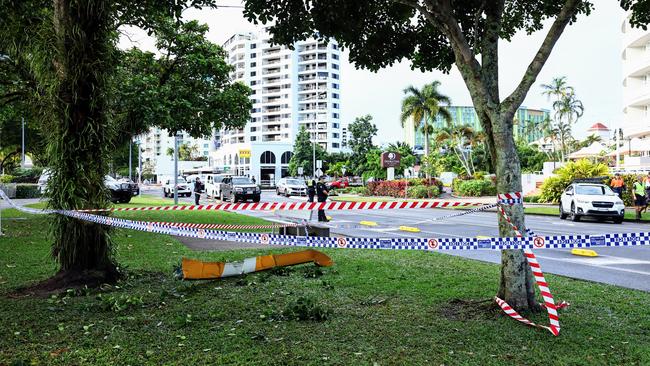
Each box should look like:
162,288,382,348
48,0,118,283
423,112,430,179
491,110,538,310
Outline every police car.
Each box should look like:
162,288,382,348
559,180,625,223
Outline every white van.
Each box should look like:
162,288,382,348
204,174,230,198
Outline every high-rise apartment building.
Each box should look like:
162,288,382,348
621,15,650,170
214,28,344,184
403,105,550,151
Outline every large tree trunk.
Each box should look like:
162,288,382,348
48,0,118,283
491,110,538,310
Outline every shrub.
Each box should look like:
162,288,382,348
365,179,442,198
524,195,540,203
406,185,440,199
10,167,44,183
456,179,496,197
538,159,609,203
15,184,41,199
0,175,14,183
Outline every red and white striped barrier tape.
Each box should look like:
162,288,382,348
76,200,485,213
148,221,298,230
495,204,568,336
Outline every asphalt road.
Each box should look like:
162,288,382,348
144,186,650,292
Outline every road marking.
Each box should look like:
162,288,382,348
534,255,650,276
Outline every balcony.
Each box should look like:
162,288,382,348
262,68,281,75
262,87,282,95
262,58,281,66
262,48,281,56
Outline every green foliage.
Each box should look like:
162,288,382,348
517,140,547,172
326,161,348,177
97,293,144,313
454,179,496,197
406,185,440,199
347,115,377,176
524,195,540,203
165,142,205,161
0,175,14,183
606,174,639,207
538,159,609,203
9,167,43,183
361,148,385,182
386,142,416,176
274,296,331,322
288,127,327,177
15,184,41,199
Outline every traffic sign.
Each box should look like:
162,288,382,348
316,160,322,169
315,168,323,177
297,167,304,175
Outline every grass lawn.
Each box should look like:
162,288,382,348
1,208,650,365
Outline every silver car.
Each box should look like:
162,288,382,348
276,178,307,197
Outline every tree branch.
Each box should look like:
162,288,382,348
502,0,582,118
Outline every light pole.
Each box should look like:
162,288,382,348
128,137,132,181
174,134,179,205
312,137,316,178
21,117,25,167
138,144,142,185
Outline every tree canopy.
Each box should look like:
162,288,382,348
347,115,378,176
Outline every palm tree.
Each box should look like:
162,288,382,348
400,81,452,164
434,124,477,176
541,76,573,105
553,91,584,160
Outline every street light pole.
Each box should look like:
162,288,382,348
312,137,316,178
21,117,25,167
174,134,179,205
128,138,132,181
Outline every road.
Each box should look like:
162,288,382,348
152,186,650,292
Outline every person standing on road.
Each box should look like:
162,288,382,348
316,177,329,222
610,173,625,200
645,172,650,201
633,176,646,222
194,177,203,205
307,178,316,203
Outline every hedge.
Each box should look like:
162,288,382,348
15,184,42,199
453,179,496,197
406,185,440,199
366,178,443,198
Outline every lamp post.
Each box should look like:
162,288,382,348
174,134,179,205
312,137,316,178
21,117,25,167
128,137,132,181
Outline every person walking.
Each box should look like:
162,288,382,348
194,177,203,205
307,178,316,203
610,173,625,200
316,177,329,222
633,175,646,222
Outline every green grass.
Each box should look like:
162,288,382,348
1,209,650,365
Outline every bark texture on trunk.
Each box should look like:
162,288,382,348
49,0,117,280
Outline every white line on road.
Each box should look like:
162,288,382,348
534,255,650,276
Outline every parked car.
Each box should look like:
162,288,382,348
276,178,307,197
118,178,139,195
559,182,625,223
220,176,261,202
204,174,230,198
106,175,138,203
328,177,349,189
163,177,191,198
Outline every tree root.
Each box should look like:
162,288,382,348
7,267,120,298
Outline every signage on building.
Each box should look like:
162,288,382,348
381,152,401,168
239,149,251,158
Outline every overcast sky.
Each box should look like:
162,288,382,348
119,1,625,144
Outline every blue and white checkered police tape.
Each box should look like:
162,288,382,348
61,210,650,252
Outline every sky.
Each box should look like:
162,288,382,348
119,1,626,144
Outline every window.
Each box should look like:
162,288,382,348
332,133,339,138
203,151,209,156
260,151,276,164
332,83,339,89
251,43,257,49
250,62,256,67
332,73,339,80
332,54,339,60
332,63,339,70
250,80,257,86
251,127,257,132
332,143,340,148
250,71,256,77
281,151,293,164
251,53,257,58
203,143,209,148
285,65,289,69
251,136,257,141
333,123,339,128
332,44,338,50
333,103,339,109
333,93,339,99
332,113,339,119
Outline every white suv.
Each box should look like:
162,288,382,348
559,182,625,223
163,177,191,198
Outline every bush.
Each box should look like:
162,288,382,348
538,159,609,203
365,178,442,198
455,179,496,197
0,175,14,183
276,297,331,321
524,195,540,203
406,185,440,199
10,167,43,183
15,184,41,199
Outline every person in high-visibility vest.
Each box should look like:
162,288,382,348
633,175,647,222
306,178,316,202
610,173,625,200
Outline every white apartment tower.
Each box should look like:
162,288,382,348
621,15,650,170
216,28,343,184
